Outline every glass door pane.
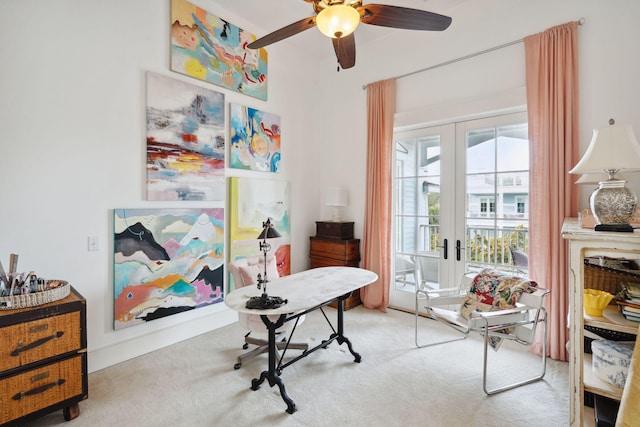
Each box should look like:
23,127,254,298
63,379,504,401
458,114,530,275
391,123,454,309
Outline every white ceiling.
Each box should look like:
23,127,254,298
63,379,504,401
211,0,464,63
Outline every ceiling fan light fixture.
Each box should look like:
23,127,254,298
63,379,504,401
316,4,360,38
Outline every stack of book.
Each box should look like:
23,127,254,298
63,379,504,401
617,282,640,322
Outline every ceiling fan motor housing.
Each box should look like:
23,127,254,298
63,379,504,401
312,0,363,15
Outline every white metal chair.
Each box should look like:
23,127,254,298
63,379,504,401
509,246,529,276
413,253,441,292
415,268,550,394
228,257,307,370
395,254,416,286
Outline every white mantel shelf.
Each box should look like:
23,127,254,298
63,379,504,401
562,218,640,243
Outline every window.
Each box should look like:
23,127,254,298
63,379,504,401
479,197,495,216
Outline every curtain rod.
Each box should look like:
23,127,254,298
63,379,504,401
362,17,585,90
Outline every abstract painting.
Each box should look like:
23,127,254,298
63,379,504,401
113,208,224,330
170,0,268,101
230,103,281,172
146,71,225,201
228,177,290,290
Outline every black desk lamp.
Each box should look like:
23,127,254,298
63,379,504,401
245,218,288,310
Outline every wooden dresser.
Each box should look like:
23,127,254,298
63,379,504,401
0,287,87,426
310,236,362,310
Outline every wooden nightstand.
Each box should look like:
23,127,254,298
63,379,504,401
310,236,362,310
0,287,87,426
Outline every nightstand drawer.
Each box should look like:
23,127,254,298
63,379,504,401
0,354,85,425
309,238,360,261
0,312,82,372
310,256,360,268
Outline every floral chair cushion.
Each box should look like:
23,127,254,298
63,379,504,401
460,268,537,350
460,268,536,320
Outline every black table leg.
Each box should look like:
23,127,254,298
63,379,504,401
248,293,362,414
334,295,361,363
250,314,297,414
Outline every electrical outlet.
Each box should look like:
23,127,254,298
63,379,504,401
88,236,99,251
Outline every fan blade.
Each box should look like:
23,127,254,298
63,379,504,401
332,34,356,70
247,16,317,49
359,4,452,31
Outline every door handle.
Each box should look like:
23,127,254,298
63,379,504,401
437,239,448,260
456,240,465,262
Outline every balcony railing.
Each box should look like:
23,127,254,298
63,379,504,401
466,225,528,272
416,223,529,270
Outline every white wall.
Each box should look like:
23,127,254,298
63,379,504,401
311,0,640,217
2,0,639,372
0,0,320,372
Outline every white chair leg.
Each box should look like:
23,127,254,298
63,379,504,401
482,311,548,395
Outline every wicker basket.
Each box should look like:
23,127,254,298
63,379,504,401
584,258,640,295
0,281,70,310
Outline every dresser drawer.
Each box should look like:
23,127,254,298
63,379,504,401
310,256,360,268
310,238,360,261
0,354,86,425
0,312,82,372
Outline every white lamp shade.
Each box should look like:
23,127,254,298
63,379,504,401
569,124,640,174
325,187,348,207
576,173,625,185
316,4,360,38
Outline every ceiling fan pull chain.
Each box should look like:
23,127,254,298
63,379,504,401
336,37,341,72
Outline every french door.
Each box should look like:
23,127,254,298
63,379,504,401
389,111,529,311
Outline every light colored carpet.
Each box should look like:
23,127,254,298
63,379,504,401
26,306,569,427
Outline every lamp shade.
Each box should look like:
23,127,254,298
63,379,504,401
325,187,348,207
257,218,281,240
316,4,360,38
575,173,625,185
569,124,640,174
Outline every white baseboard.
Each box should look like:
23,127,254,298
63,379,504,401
87,308,238,373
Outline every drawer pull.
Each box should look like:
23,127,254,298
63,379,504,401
10,331,64,356
12,379,66,400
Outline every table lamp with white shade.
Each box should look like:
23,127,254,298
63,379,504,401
325,187,348,222
569,120,640,231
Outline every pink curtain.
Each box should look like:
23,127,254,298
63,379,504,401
361,78,396,311
524,21,579,361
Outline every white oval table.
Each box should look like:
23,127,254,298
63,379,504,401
225,266,378,414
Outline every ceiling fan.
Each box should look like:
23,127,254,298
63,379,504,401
247,0,452,70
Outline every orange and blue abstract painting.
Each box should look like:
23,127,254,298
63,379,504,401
230,103,281,172
170,0,268,101
113,208,224,330
146,72,225,201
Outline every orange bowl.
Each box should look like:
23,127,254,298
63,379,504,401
584,289,614,317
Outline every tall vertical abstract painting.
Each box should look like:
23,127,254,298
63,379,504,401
170,0,268,101
228,177,290,290
230,103,281,172
113,208,224,330
146,72,225,201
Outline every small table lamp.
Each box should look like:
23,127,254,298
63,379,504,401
245,218,288,309
326,187,348,222
569,120,640,232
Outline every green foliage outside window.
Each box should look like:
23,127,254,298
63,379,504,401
466,226,528,265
